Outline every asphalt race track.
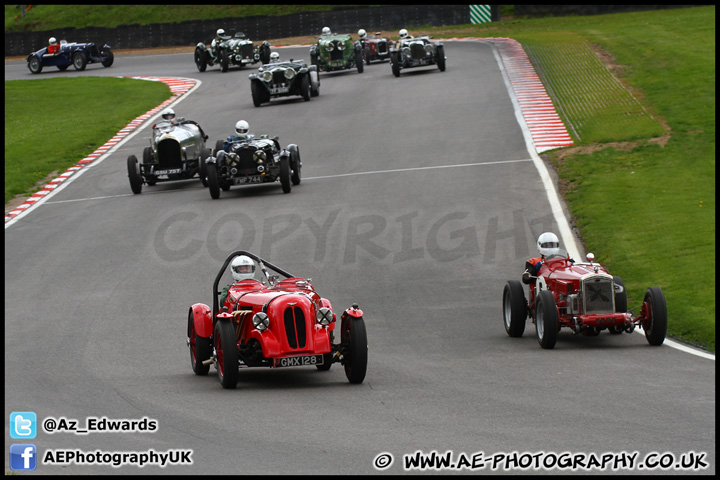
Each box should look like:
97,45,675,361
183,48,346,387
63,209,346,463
4,42,715,475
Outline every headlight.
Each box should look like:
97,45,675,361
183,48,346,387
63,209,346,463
262,71,273,82
252,312,270,331
402,47,411,56
284,68,296,80
325,42,334,52
316,307,333,326
253,150,267,163
424,44,434,54
337,42,345,51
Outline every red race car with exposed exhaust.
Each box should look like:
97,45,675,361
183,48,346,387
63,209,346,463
503,250,667,349
187,251,368,389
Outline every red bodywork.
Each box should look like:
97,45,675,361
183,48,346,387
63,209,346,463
361,33,392,63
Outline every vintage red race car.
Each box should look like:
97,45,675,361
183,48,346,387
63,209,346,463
360,32,392,64
187,251,368,389
503,250,667,349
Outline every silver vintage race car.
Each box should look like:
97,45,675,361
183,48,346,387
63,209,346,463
390,35,446,77
248,58,320,107
127,114,210,194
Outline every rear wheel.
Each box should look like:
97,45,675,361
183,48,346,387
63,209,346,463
214,320,239,389
188,310,210,375
127,155,142,194
28,56,43,74
279,157,291,193
343,316,368,384
535,290,558,349
503,280,527,337
206,162,221,199
643,287,667,346
72,52,87,71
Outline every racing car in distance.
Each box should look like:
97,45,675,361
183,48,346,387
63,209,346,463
27,39,113,74
359,31,392,64
187,250,368,389
205,134,301,198
127,115,210,194
248,58,320,106
195,31,271,72
390,35,445,77
502,250,667,349
310,32,364,74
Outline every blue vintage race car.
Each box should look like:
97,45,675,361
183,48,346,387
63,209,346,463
27,40,114,74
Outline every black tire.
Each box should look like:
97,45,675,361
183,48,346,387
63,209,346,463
343,316,368,384
194,47,207,72
28,56,43,74
643,287,667,346
199,147,210,187
127,155,142,194
251,81,264,107
214,319,239,389
535,290,558,349
57,65,68,71
214,139,225,155
356,51,364,73
391,52,400,77
142,147,156,186
188,310,210,375
503,280,527,337
289,145,301,186
364,47,371,65
436,45,446,71
101,47,114,67
279,157,292,194
260,44,271,64
300,74,310,101
309,71,320,97
72,52,87,71
220,49,229,72
206,162,221,199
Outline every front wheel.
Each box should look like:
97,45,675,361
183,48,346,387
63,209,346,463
72,52,87,71
101,47,114,67
214,320,239,389
643,287,667,346
188,310,210,375
206,162,221,199
28,57,43,74
251,81,264,107
199,147,210,187
535,290,558,349
289,145,301,185
142,147,156,186
300,74,310,101
356,52,364,74
127,155,142,194
436,45,446,71
503,280,527,337
343,316,368,384
391,52,400,77
194,47,208,72
220,49,229,72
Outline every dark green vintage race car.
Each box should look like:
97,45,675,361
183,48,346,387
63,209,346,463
195,31,271,72
309,32,364,74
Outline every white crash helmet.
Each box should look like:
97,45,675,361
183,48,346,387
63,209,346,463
322,26,331,35
235,120,249,136
358,29,367,39
216,28,225,37
399,28,409,39
269,51,280,62
49,37,57,45
537,232,560,257
231,255,255,282
160,108,175,121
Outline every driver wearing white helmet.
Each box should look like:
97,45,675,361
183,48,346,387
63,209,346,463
220,255,257,301
211,28,226,56
269,51,280,63
522,232,561,284
218,120,254,153
48,37,59,54
358,29,367,39
321,26,331,36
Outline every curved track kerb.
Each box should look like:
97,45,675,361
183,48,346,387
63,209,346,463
4,76,200,226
